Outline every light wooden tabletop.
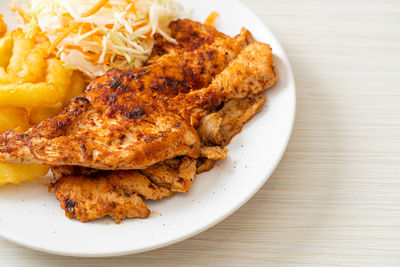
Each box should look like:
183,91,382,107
1,0,400,266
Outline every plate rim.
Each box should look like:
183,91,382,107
0,0,296,257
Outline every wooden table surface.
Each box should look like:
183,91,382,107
1,0,400,266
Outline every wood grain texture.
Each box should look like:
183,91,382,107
1,0,400,266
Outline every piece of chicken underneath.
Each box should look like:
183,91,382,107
52,170,172,223
52,93,266,223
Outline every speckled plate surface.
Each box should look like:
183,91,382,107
0,0,296,257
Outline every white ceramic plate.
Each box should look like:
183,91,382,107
0,0,296,257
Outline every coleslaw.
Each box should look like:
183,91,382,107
10,0,180,78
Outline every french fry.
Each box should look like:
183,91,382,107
0,162,49,186
0,21,89,187
46,58,73,104
0,15,7,37
0,18,92,187
0,33,13,69
30,70,85,125
7,30,35,75
18,41,49,83
0,83,62,109
29,106,60,125
0,67,13,84
0,106,48,187
0,107,29,133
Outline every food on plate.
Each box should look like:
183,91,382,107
0,17,278,223
11,0,180,78
0,34,13,68
0,107,30,134
0,162,49,186
53,169,173,223
0,16,86,186
0,0,279,223
204,11,219,26
198,94,266,148
52,91,267,223
0,15,7,35
0,19,276,169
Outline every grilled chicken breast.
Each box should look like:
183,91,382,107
53,170,173,223
198,93,267,147
52,156,196,223
0,19,278,223
196,93,266,173
0,20,275,170
52,93,267,223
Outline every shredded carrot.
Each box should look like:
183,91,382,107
92,36,103,45
60,13,74,27
84,52,101,62
65,47,100,62
47,23,82,54
204,11,219,26
81,0,110,18
81,23,93,33
9,3,30,23
109,61,121,69
65,45,83,51
131,21,147,32
104,53,112,61
127,0,139,19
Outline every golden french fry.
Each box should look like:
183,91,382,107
0,25,86,187
46,58,73,104
0,83,62,109
0,33,13,69
0,162,49,186
29,70,85,125
0,107,30,133
65,71,86,102
0,106,48,187
0,15,7,37
29,106,60,125
7,30,35,75
0,67,13,84
18,41,49,83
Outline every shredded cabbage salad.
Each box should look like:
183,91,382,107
10,0,180,78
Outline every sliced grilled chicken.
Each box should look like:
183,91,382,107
53,170,173,223
34,19,276,224
0,20,264,170
196,93,267,173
